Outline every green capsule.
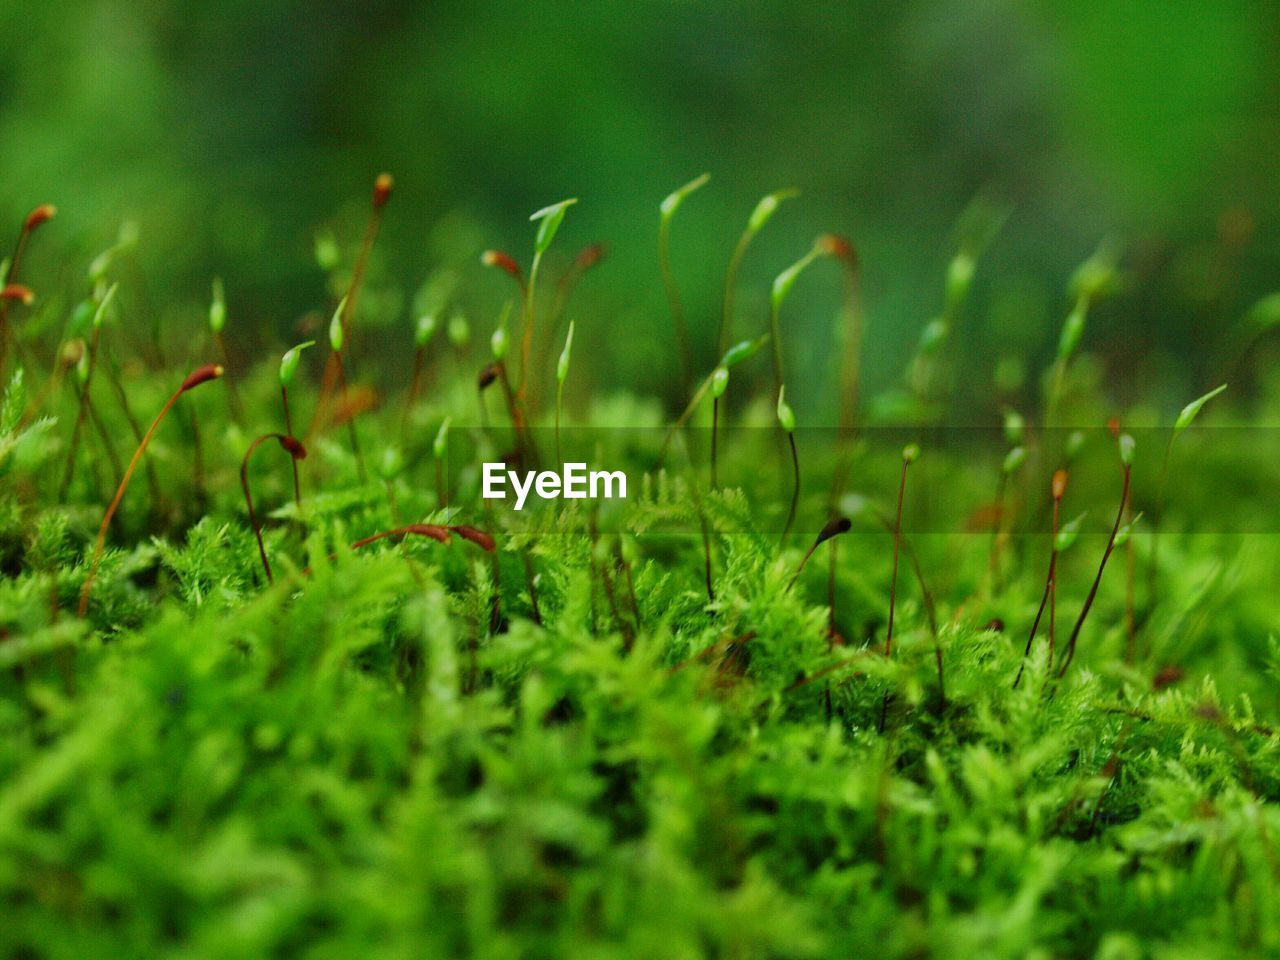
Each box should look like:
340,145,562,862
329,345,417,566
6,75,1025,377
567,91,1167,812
1118,433,1136,467
1057,300,1087,362
447,312,470,348
747,189,798,234
771,249,820,312
209,278,227,334
945,250,975,310
314,229,341,272
379,446,404,481
918,318,947,356
710,366,729,398
660,173,710,221
1174,384,1227,437
530,198,578,254
557,321,575,385
1114,512,1143,548
328,297,347,352
91,283,119,330
279,340,316,388
415,313,438,348
776,386,796,433
1002,446,1027,475
432,417,451,460
1002,408,1025,445
1055,512,1087,552
719,333,768,369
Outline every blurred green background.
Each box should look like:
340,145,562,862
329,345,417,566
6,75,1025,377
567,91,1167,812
1,0,1277,414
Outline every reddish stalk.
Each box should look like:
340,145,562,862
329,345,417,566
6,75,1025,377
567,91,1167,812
313,174,393,433
403,344,428,436
783,431,800,540
83,391,125,493
299,523,494,576
346,174,393,343
241,433,307,584
60,325,104,499
1014,470,1067,689
0,205,55,376
880,447,916,732
1108,418,1138,662
78,365,223,618
481,360,534,468
1056,448,1133,680
537,243,604,408
710,397,720,488
351,523,453,551
885,450,915,659
788,515,852,590
985,471,1009,594
280,385,303,511
214,330,245,424
101,350,161,511
332,349,367,481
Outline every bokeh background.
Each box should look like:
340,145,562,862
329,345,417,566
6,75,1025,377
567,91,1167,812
1,0,1277,416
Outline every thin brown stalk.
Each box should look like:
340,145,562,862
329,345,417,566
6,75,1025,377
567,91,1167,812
101,352,161,510
280,386,303,513
660,213,694,398
885,456,912,659
710,397,720,489
332,349,367,482
214,330,245,423
60,327,103,499
78,365,223,618
1055,463,1131,680
879,450,913,732
0,205,55,377
402,344,427,438
312,174,393,432
1014,470,1067,689
782,431,800,541
241,433,307,584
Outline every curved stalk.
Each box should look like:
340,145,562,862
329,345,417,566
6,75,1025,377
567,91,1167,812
1055,463,1131,680
241,433,307,584
78,364,223,618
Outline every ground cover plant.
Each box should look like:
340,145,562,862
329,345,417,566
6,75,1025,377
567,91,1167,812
2,175,1280,960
